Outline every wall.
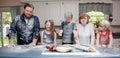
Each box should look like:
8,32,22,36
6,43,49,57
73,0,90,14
1,0,118,32
0,0,22,7
20,0,113,28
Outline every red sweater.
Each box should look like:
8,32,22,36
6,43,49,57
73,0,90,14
96,29,112,45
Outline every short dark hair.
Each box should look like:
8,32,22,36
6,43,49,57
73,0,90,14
24,3,34,9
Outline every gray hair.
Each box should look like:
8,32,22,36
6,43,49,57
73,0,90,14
99,20,110,28
64,12,73,19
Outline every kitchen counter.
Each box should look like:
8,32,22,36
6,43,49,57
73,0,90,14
0,45,120,58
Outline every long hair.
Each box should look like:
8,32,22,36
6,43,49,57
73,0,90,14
45,20,55,39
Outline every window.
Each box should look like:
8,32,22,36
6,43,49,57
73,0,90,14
79,3,112,27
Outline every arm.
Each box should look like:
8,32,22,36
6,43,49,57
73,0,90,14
90,24,95,46
40,31,44,45
8,16,18,46
54,32,57,47
108,31,113,48
73,30,79,44
58,22,64,36
96,33,101,47
31,16,40,45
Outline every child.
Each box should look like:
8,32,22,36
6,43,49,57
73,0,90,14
40,20,57,46
96,20,113,48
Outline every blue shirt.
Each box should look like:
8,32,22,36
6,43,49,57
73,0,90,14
43,31,54,44
60,21,76,44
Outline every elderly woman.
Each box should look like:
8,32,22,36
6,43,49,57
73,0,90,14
74,13,95,46
96,20,113,48
59,12,76,45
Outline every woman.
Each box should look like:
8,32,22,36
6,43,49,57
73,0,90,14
59,12,76,44
74,13,95,46
40,20,57,46
96,20,113,48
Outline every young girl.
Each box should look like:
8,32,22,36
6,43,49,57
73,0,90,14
96,20,113,48
40,20,57,46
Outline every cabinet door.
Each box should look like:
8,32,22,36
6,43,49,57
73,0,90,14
111,0,120,25
30,2,61,28
61,1,78,23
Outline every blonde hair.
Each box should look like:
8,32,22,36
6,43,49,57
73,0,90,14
99,20,110,29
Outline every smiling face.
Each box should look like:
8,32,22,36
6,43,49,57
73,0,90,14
65,17,72,23
80,16,88,26
64,12,73,23
45,21,51,31
23,7,33,19
99,20,110,32
99,25,106,31
79,13,90,26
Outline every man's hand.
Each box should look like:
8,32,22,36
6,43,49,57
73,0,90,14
29,42,36,47
29,38,37,46
8,39,15,47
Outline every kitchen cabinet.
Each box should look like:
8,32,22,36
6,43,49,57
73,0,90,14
26,1,78,28
111,0,120,25
29,2,61,28
113,39,120,48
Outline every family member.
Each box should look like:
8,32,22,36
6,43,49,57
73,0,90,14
96,20,113,48
74,13,95,46
40,20,57,46
8,3,40,46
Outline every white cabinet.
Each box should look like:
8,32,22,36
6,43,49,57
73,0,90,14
29,2,61,28
61,1,78,23
113,39,120,48
111,0,120,25
29,1,78,28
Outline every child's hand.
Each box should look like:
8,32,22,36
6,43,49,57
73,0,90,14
108,45,112,48
97,44,101,48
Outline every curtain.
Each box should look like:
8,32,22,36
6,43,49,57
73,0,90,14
79,3,112,15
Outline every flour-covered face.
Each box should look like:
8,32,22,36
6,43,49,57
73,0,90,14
45,22,51,31
99,25,107,31
65,17,72,23
23,7,33,19
80,16,88,25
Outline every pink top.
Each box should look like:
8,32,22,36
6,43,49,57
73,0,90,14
96,29,112,45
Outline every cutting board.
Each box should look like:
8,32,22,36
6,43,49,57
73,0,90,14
41,48,101,56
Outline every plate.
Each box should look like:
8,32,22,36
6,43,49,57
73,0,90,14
55,46,72,52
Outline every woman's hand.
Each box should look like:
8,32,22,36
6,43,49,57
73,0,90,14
108,45,112,48
97,44,101,48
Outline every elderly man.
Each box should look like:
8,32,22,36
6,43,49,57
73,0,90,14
8,3,40,46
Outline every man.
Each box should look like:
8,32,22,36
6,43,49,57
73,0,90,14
8,3,40,46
